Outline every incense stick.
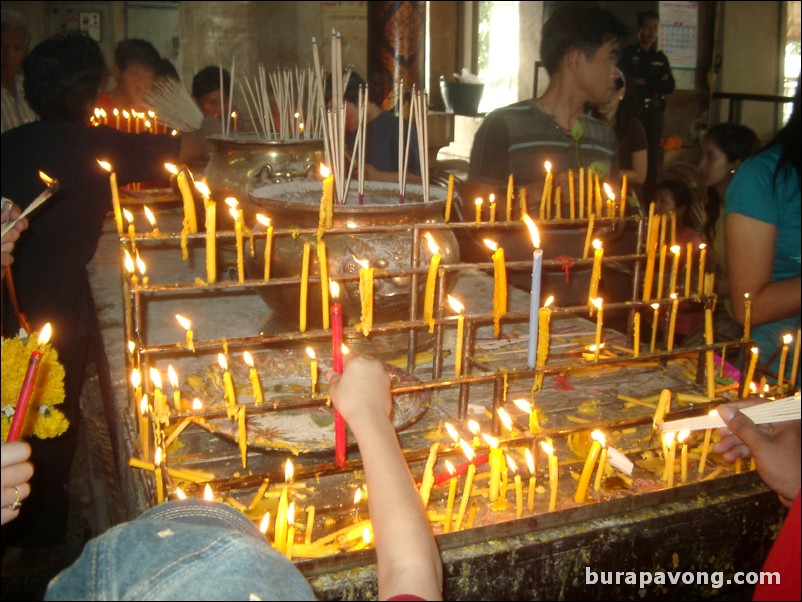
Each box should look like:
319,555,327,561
2,184,60,237
659,394,800,432
142,79,203,132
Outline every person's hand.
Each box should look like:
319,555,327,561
1,201,29,270
327,355,392,437
1,441,33,525
714,400,801,507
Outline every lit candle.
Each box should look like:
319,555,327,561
633,311,641,358
667,293,679,352
698,427,712,476
650,303,660,353
643,213,660,301
540,161,552,221
619,174,628,218
329,280,346,467
284,502,295,559
588,239,604,307
419,443,439,509
705,307,715,400
237,405,247,468
541,439,558,512
231,111,239,133
97,160,123,235
568,169,576,220
488,193,497,224
778,333,792,388
454,443,476,532
656,243,667,300
525,448,536,513
218,353,236,408
697,243,707,295
194,181,216,284
575,429,604,503
603,182,615,220
355,257,374,337
138,394,150,462
594,173,602,218
167,364,181,411
123,109,131,133
593,434,608,493
228,203,245,283
444,173,455,222
135,252,148,287
513,398,539,434
534,296,554,392
305,347,318,395
582,214,595,259
663,432,676,488
591,297,604,362
791,328,801,387
505,173,514,222
484,239,507,337
274,459,293,554
243,351,264,404
506,454,523,519
7,324,52,441
123,208,136,250
154,447,164,504
255,214,273,281
304,506,315,544
318,169,334,231
299,241,311,332
443,460,457,533
448,296,465,378
422,232,442,334
150,367,167,424
519,187,528,217
113,107,120,129
578,167,585,220
317,240,330,330
474,197,483,226
684,242,693,298
742,347,759,398
678,429,690,485
522,214,542,369
669,245,681,296
144,205,159,236
175,314,195,352
484,433,502,503
742,293,752,342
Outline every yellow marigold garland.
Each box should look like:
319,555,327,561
2,329,68,441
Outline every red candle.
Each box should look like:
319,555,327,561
7,324,52,442
329,280,346,466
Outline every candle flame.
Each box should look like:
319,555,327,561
592,239,602,251
149,367,163,389
362,526,371,545
423,232,439,255
677,429,690,444
171,129,178,136
475,197,483,208
113,108,119,117
122,110,130,119
445,459,456,476
459,439,475,462
225,197,238,209
192,397,203,410
147,110,155,119
353,487,362,505
591,297,603,309
540,440,554,456
285,458,294,483
447,295,464,314
444,422,460,443
603,182,615,201
591,429,606,447
751,346,759,355
256,214,271,228
39,171,55,186
749,382,757,393
175,314,191,330
671,292,678,300
525,448,535,473
140,394,149,415
135,252,146,275
483,238,498,252
329,279,340,298
670,245,681,256
154,447,162,465
243,351,254,368
35,323,52,345
482,433,499,448
744,293,750,300
128,340,136,355
497,407,513,432
143,120,152,129
489,193,496,205
544,295,554,308
544,161,552,174
341,344,350,355
194,181,210,197
167,364,179,388
97,159,111,172
204,484,214,501
123,208,134,223
663,431,675,446
354,256,369,269
144,205,156,227
305,347,316,360
698,243,706,250
783,333,793,345
287,502,295,525
164,163,178,175
218,353,228,371
259,511,271,534
521,213,540,249
229,207,239,221
319,163,331,178
467,419,480,436
94,107,101,119
175,487,187,500
512,398,532,414
131,368,141,388
506,453,518,473
232,111,238,119
651,303,660,311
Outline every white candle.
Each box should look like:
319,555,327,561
522,214,542,368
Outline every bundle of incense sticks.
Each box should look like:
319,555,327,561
659,394,800,432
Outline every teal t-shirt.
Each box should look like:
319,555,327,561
725,144,801,386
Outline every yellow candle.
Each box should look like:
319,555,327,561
123,208,136,250
195,182,216,284
670,211,677,246
154,447,164,504
299,241,311,333
243,351,264,404
653,388,671,429
656,244,667,300
697,243,707,295
175,314,195,352
791,328,801,387
229,205,245,283
485,434,502,503
284,503,296,559
534,297,553,392
519,187,528,217
475,197,483,225
588,239,603,304
505,173,514,222
667,294,679,352
256,214,274,281
583,215,595,259
237,405,247,468
419,443,439,509
663,432,676,487
741,347,759,398
305,347,318,395
643,214,660,302
150,367,167,424
698,428,712,476
525,448,536,513
594,173,602,217
167,364,181,411
443,460,457,533
139,394,150,462
166,164,198,233
304,506,315,544
448,296,465,378
317,240,330,330
97,160,123,234
669,245,681,296
705,308,715,400
684,242,693,297
633,312,641,358
554,185,562,220
218,354,236,408
489,193,497,224
591,298,604,362
445,173,455,222
678,430,690,485
778,333,792,388
578,167,585,220
511,462,523,519
541,439,558,512
575,431,603,503
593,443,608,493
619,173,628,218
318,167,334,234
650,303,660,353
742,293,752,342
540,161,552,221
485,240,507,337
603,182,615,220
568,169,576,220
356,258,374,337
275,485,288,554
454,462,476,532
422,233,441,333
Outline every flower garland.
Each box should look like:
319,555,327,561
2,329,68,440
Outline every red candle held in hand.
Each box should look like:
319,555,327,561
329,281,346,466
7,323,52,442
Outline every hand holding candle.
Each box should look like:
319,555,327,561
7,324,53,441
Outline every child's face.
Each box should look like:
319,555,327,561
653,187,677,216
115,64,156,106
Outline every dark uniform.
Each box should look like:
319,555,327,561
619,43,675,201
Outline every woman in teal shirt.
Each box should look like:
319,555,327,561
725,85,801,388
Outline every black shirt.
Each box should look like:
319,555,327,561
619,44,676,109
